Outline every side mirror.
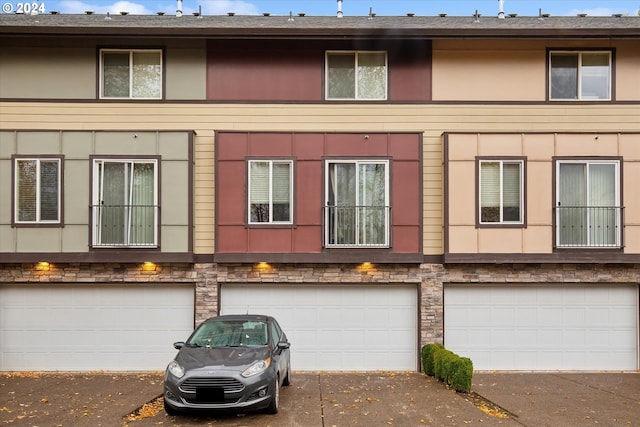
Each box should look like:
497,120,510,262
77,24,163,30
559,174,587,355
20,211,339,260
173,341,185,349
278,341,290,350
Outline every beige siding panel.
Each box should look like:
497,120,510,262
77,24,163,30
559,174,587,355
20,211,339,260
195,133,215,254
0,48,95,99
447,161,475,226
17,228,61,252
522,134,555,160
0,225,13,251
0,159,10,224
523,226,553,254
448,132,640,255
526,161,553,225
478,228,523,253
165,49,207,100
64,160,90,224
0,129,191,255
433,49,544,101
616,41,640,101
162,162,189,225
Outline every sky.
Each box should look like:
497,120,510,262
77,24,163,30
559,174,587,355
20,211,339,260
5,0,640,17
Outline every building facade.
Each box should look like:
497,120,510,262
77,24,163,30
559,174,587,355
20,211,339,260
0,12,639,371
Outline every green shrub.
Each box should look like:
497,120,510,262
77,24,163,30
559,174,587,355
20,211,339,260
433,347,454,382
421,343,443,376
450,357,473,392
421,344,473,393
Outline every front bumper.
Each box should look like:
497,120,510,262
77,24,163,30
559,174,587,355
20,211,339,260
164,369,275,413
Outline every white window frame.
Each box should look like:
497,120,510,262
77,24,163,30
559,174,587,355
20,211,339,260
478,159,524,225
247,159,294,225
92,158,159,247
555,159,621,248
13,157,61,224
99,49,163,99
549,50,612,101
324,159,390,247
325,51,388,101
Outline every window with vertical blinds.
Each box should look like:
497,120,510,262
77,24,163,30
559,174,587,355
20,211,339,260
248,160,293,224
479,159,524,225
14,158,61,224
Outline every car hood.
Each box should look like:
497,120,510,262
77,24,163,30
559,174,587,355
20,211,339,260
175,346,271,372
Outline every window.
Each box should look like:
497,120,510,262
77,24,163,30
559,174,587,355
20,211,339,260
13,157,61,224
92,159,158,247
325,160,389,247
100,49,162,99
549,51,611,100
478,159,524,225
556,160,621,248
248,160,293,224
326,51,387,100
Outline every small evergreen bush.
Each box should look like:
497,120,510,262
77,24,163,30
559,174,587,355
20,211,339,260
421,344,473,393
421,343,443,376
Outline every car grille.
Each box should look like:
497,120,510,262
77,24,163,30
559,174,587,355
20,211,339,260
179,377,245,394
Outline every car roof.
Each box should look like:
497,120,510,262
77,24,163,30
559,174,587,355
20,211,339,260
203,314,272,323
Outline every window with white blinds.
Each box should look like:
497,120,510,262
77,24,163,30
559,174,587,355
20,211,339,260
479,159,524,224
248,160,293,224
14,158,61,224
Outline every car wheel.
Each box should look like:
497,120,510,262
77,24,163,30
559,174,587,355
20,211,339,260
265,376,280,414
282,361,291,386
163,398,179,416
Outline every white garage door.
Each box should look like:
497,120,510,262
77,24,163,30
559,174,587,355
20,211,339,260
445,285,639,371
221,285,417,371
0,285,194,371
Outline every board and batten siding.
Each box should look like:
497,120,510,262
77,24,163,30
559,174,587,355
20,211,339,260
1,102,640,255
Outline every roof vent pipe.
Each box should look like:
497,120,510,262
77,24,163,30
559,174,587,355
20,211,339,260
176,0,182,17
337,0,343,18
498,0,505,19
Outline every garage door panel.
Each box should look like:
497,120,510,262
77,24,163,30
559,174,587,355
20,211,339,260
0,285,194,371
445,285,638,371
222,285,417,371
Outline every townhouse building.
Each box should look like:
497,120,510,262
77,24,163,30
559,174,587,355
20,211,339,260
0,11,638,372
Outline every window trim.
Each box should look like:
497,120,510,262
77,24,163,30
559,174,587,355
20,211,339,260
324,158,391,248
246,159,294,226
12,155,64,227
553,157,623,249
476,157,526,228
325,50,388,101
90,156,160,248
99,48,164,100
547,49,614,101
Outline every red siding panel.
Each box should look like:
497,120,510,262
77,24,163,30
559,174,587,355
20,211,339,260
216,132,422,257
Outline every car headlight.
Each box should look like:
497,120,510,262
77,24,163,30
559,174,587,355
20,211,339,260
241,357,271,378
167,361,185,378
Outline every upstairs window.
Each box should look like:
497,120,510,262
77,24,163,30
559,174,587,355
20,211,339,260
13,157,62,224
248,160,293,224
92,159,158,247
555,160,621,248
549,51,611,100
325,160,390,247
100,49,162,99
326,51,387,100
478,159,524,225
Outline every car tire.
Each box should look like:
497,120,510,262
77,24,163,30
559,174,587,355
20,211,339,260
265,376,279,414
163,398,179,416
282,361,291,386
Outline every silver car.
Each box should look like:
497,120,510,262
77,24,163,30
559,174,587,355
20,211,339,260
163,314,291,415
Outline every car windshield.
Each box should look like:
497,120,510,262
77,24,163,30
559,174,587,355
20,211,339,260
187,320,268,347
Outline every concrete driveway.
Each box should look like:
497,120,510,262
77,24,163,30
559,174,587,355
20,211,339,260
1,371,638,426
